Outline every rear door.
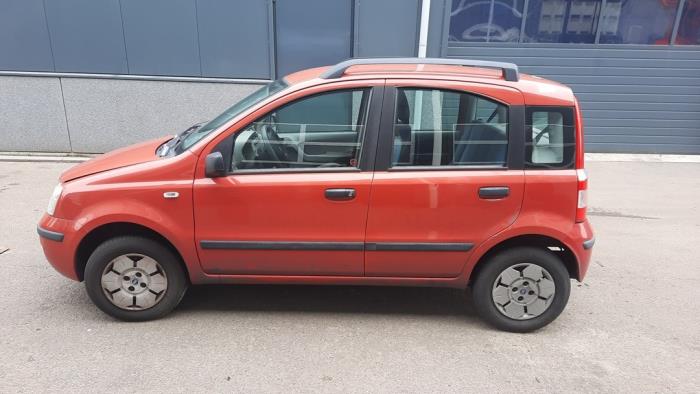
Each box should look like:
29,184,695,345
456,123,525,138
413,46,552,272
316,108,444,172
364,79,526,278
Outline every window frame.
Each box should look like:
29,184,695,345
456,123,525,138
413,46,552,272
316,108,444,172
211,85,384,175
524,105,576,170
374,85,525,172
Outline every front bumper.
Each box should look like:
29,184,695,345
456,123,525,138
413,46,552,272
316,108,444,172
38,213,80,281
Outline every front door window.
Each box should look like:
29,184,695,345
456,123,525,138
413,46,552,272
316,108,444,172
231,89,370,170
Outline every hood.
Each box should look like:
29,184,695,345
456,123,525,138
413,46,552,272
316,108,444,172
60,136,172,183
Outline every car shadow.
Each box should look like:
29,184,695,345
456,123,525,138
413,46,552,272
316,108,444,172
178,284,476,318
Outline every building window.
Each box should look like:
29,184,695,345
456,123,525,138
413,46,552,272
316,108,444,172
675,0,700,45
598,0,679,44
449,0,525,42
523,0,603,43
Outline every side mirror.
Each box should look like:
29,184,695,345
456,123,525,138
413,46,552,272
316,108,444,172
204,152,226,178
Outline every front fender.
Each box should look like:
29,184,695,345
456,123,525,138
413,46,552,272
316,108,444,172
67,191,204,283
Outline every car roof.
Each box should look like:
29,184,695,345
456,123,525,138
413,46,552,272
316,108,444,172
284,62,576,106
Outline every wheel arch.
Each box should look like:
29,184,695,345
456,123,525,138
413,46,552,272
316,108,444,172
74,222,189,282
468,234,579,286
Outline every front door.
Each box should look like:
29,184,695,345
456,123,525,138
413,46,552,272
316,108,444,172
194,85,382,276
365,82,525,278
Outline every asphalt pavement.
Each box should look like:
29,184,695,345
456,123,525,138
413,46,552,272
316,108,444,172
1,160,699,393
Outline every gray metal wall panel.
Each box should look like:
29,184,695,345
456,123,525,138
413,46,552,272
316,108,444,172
446,43,700,154
585,110,699,120
539,75,700,86
514,65,700,78
196,0,271,79
455,56,700,68
44,0,128,74
580,101,700,112
0,0,54,71
275,0,352,76
585,144,700,154
568,84,699,95
585,118,699,129
0,76,70,152
590,135,700,144
356,0,419,57
573,93,700,104
427,0,450,57
120,0,201,76
60,78,261,153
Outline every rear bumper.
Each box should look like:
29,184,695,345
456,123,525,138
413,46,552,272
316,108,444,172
571,220,595,280
37,226,64,242
38,213,80,281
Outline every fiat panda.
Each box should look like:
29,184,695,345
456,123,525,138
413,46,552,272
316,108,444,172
38,58,594,332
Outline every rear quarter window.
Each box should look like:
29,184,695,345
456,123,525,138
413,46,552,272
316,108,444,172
525,106,575,169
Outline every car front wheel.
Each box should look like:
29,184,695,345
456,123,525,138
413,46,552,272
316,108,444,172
84,236,188,321
472,247,571,332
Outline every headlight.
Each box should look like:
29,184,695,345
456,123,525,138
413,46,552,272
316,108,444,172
47,184,63,216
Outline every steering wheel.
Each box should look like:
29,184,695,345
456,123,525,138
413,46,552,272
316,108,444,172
259,124,288,164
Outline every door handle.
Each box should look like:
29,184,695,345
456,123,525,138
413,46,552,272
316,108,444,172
479,186,510,199
325,188,356,201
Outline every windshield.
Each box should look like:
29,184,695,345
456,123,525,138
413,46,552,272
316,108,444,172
176,79,288,153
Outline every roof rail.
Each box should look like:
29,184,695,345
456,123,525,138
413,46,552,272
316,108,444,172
319,57,519,82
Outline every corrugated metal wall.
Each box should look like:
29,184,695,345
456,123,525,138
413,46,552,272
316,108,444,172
445,44,700,154
0,0,420,81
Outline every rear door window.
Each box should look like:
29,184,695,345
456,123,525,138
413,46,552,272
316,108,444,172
391,88,508,167
526,106,575,168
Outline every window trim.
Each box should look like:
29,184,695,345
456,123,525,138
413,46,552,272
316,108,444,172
211,86,384,175
524,105,576,170
374,85,522,171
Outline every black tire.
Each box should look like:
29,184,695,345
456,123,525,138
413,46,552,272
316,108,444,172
471,247,570,333
84,236,188,321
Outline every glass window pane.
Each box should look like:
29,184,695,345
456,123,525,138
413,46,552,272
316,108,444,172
232,89,369,170
675,0,700,45
523,0,602,43
449,0,524,42
526,107,575,168
391,88,508,167
599,0,678,44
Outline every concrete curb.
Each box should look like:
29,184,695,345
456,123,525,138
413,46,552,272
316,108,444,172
0,152,94,163
0,152,698,164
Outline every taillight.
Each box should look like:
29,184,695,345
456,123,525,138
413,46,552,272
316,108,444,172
576,169,588,223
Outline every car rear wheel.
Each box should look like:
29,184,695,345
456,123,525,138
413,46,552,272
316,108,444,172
472,247,570,332
84,236,188,321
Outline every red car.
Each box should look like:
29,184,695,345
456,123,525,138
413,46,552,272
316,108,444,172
38,58,594,332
